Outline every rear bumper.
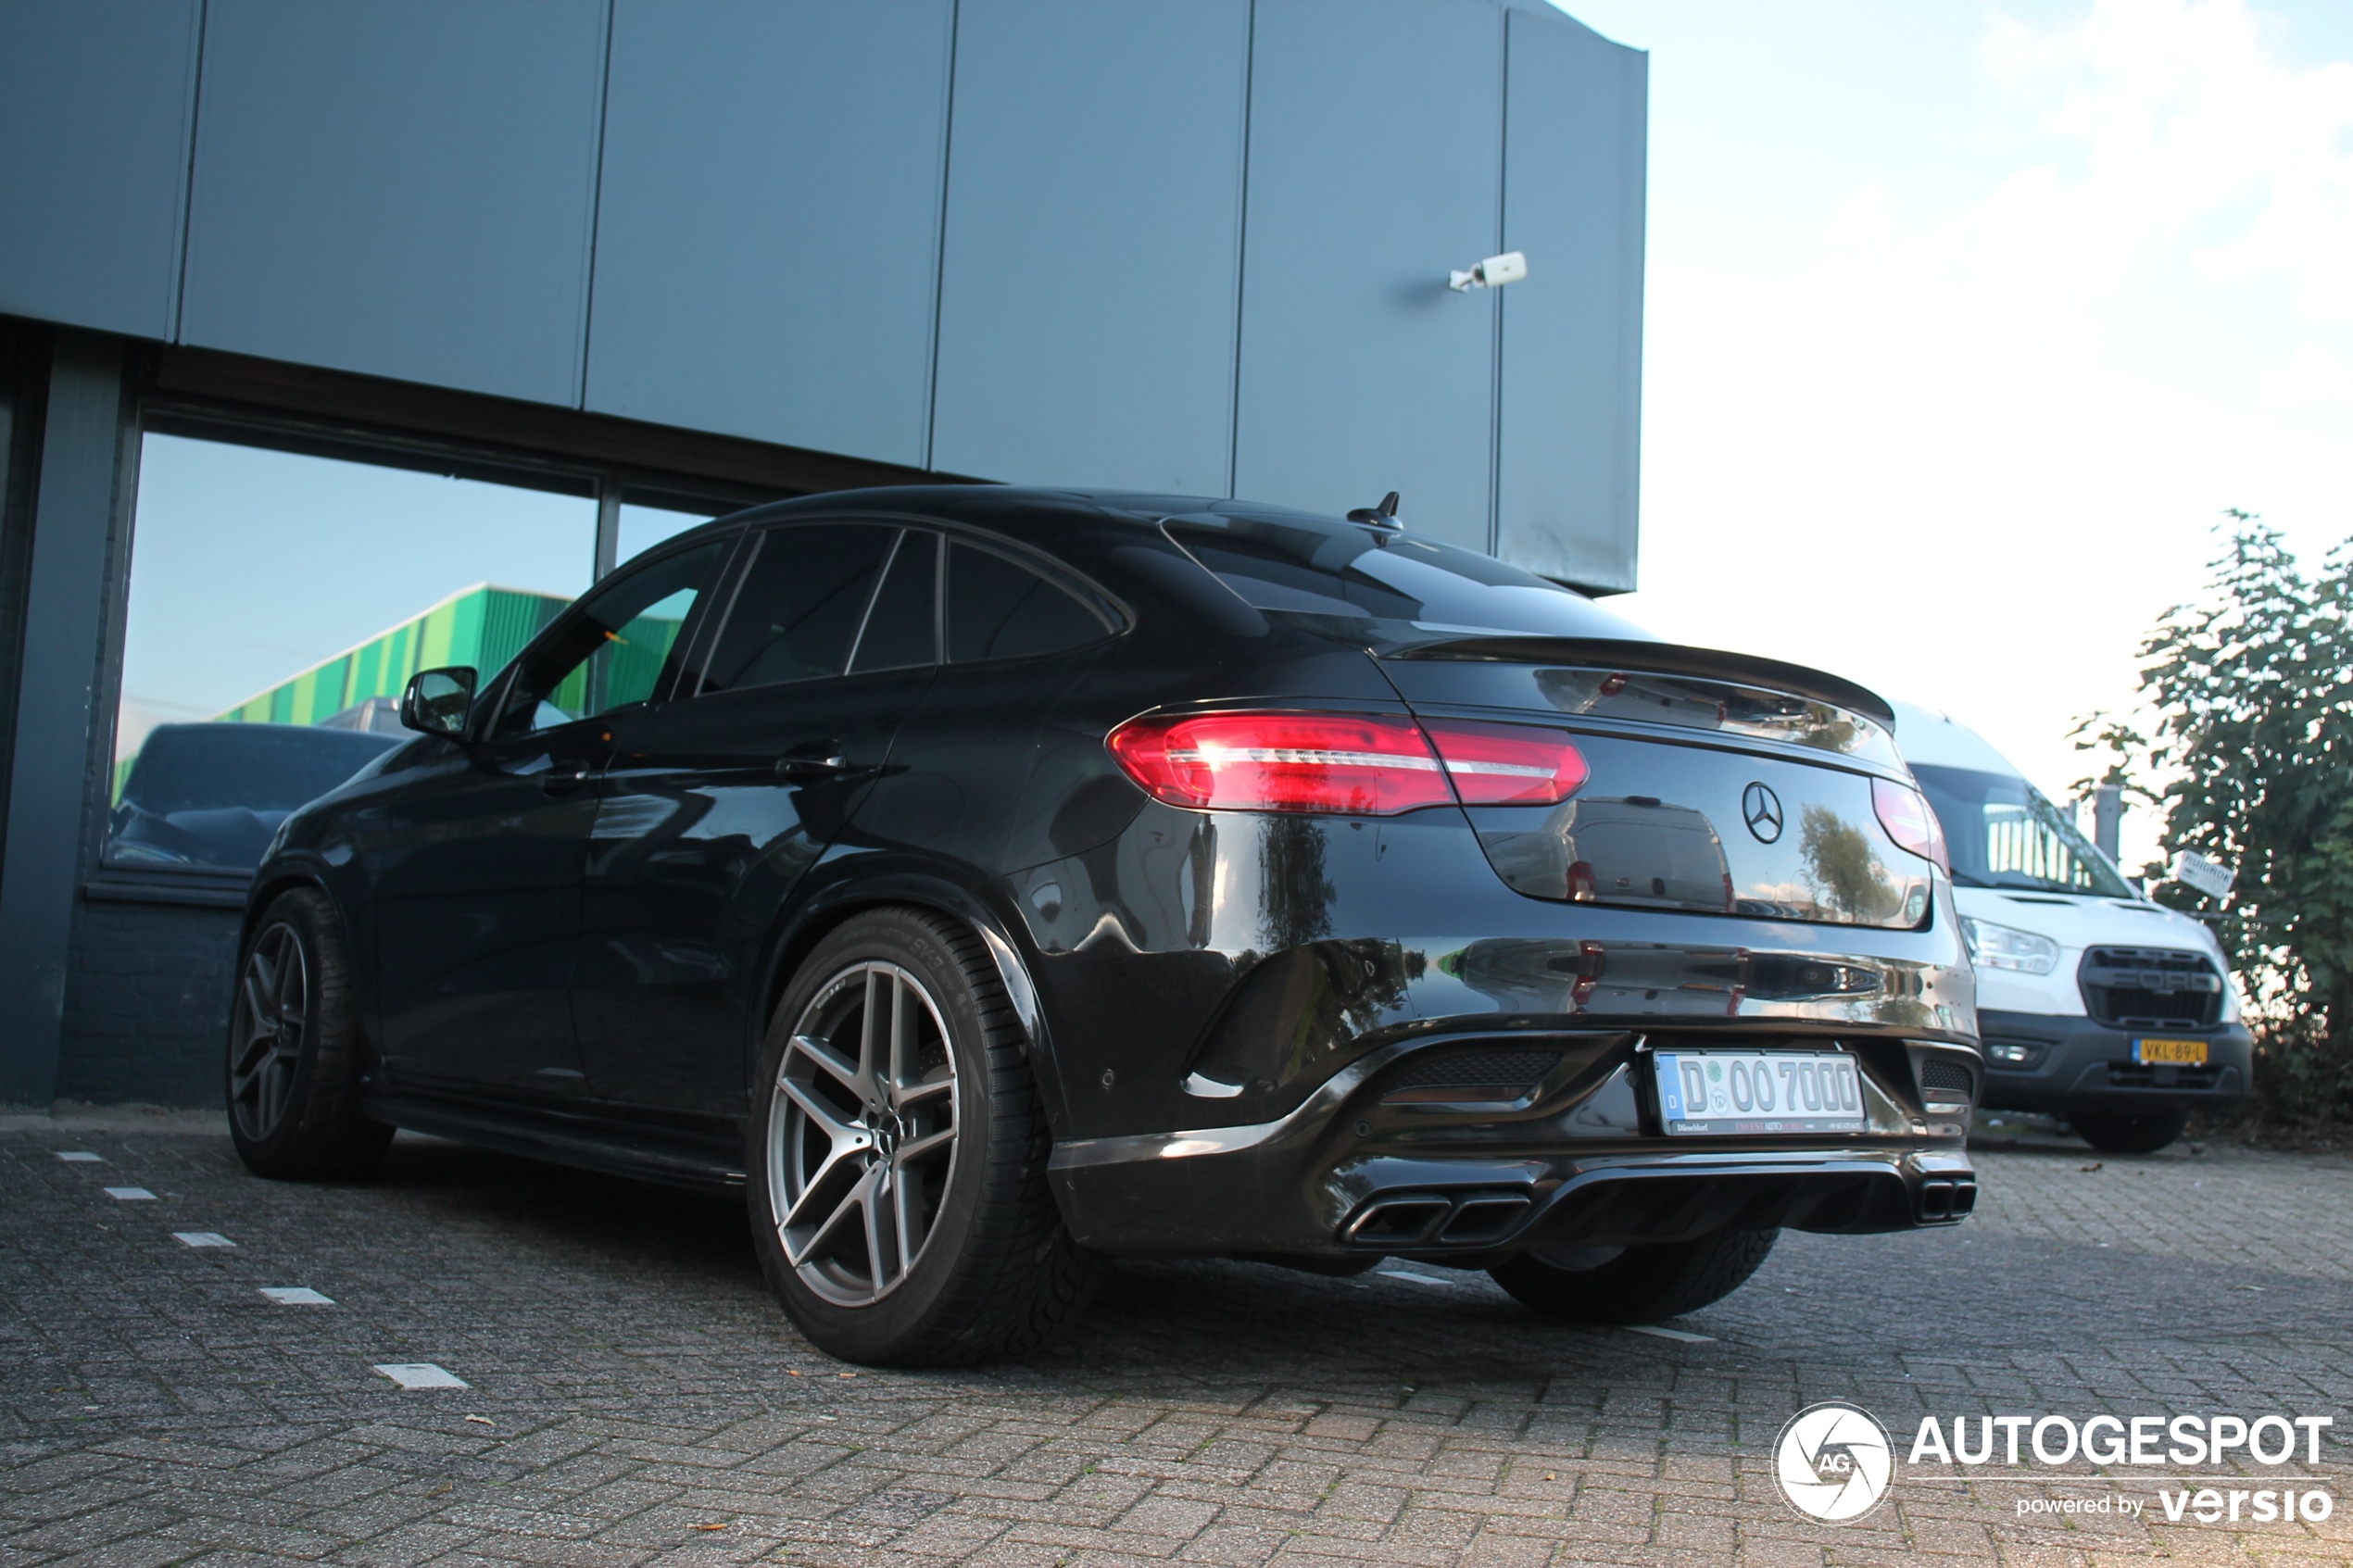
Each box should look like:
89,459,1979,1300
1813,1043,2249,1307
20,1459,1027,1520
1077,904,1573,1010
1975,1009,2252,1116
1049,1034,1979,1260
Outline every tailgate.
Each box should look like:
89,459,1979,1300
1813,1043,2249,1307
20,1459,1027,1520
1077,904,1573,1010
1381,646,1933,929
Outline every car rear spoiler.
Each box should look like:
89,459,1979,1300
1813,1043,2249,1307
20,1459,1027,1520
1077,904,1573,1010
1377,636,1897,727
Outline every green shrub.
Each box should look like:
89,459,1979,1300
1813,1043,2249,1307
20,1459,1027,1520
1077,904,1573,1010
2079,512,2353,1136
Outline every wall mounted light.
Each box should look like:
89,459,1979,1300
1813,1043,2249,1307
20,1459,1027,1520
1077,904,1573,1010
1448,251,1528,291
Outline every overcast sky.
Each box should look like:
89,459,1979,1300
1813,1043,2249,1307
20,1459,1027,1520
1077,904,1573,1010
1564,0,2353,867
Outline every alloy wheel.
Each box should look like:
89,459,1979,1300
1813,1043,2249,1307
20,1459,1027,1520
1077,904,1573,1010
228,922,308,1142
769,961,960,1307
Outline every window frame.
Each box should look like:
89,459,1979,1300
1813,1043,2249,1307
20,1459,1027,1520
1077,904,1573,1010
941,533,1123,669
681,513,1134,694
476,526,744,741
678,520,919,701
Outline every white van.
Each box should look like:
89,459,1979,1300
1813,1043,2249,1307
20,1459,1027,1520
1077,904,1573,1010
1891,701,2249,1153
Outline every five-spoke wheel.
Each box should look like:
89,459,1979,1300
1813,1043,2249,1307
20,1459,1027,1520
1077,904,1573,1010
229,920,309,1143
770,961,960,1306
748,909,1101,1365
223,888,391,1180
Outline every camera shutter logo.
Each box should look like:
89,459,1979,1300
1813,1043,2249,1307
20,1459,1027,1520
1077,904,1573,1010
1775,1402,1894,1523
1742,782,1784,843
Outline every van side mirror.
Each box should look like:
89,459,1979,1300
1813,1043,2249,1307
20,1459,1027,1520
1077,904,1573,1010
401,666,477,738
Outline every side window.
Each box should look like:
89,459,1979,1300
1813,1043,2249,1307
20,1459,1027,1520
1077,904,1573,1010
497,542,726,736
848,530,938,674
946,542,1106,664
698,524,896,693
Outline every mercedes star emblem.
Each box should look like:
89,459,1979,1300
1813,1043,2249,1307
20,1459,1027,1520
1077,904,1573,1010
1742,782,1784,843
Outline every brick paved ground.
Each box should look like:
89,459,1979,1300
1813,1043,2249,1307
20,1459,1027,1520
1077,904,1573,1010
4,1110,2348,1568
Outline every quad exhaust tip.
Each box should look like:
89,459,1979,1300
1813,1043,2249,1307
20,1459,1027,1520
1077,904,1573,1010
1918,1176,1977,1222
1343,1191,1531,1248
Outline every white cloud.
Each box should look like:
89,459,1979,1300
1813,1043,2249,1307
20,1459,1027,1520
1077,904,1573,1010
1619,0,2353,861
1984,0,2353,323
2261,339,2353,403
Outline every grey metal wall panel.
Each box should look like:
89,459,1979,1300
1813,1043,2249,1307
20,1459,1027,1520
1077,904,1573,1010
0,0,201,339
929,0,1250,494
585,0,953,470
179,0,606,408
1233,0,1503,548
1496,8,1644,592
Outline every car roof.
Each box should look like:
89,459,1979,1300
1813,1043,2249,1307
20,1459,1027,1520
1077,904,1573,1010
692,485,1357,548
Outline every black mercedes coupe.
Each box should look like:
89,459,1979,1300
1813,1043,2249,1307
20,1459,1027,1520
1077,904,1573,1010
227,487,1980,1364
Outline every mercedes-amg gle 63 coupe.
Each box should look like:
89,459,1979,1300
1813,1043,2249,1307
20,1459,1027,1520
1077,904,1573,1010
228,487,1980,1364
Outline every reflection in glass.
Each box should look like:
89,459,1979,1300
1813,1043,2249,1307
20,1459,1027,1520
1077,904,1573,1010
616,502,713,567
105,723,399,872
110,434,596,872
1796,804,1903,924
1165,514,1648,641
1529,668,1897,766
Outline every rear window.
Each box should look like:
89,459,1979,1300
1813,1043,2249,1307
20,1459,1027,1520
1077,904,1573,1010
1164,514,1649,642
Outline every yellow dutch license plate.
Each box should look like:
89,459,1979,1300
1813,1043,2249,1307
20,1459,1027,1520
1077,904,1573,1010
2133,1037,2208,1066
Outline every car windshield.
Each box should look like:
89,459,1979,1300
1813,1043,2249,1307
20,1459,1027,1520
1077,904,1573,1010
1911,763,2133,898
1164,514,1651,644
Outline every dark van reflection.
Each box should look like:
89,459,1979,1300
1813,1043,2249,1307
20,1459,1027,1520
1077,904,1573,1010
1482,796,1735,912
106,722,400,872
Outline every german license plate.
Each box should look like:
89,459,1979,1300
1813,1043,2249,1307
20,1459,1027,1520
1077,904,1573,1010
1653,1049,1866,1136
2133,1037,2208,1066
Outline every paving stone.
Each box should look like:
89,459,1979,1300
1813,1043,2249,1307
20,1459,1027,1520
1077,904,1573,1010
5,1126,2350,1566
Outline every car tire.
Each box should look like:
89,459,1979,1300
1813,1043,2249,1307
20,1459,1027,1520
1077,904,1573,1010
748,908,1103,1366
225,887,394,1180
2070,1109,2188,1154
1489,1230,1778,1324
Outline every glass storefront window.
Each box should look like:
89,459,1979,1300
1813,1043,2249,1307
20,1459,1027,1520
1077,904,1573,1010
108,433,599,872
617,501,713,567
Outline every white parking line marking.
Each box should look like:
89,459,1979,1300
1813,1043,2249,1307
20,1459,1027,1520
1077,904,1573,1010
103,1187,156,1201
1625,1324,1715,1343
173,1232,234,1248
56,1151,103,1162
1378,1269,1466,1289
258,1286,333,1305
372,1362,469,1389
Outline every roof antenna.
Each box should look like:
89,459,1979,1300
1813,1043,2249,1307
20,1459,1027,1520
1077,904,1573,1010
1347,491,1402,527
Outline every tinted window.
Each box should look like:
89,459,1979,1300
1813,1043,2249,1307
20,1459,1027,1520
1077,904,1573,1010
849,530,938,674
497,543,726,734
947,543,1105,663
702,525,896,692
1166,515,1647,641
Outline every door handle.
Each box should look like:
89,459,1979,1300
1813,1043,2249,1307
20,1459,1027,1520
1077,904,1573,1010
774,746,851,782
539,759,593,795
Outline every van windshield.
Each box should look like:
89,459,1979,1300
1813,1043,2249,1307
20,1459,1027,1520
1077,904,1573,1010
1911,764,2133,898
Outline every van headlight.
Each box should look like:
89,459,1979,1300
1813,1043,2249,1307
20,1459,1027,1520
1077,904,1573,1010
1960,917,2060,975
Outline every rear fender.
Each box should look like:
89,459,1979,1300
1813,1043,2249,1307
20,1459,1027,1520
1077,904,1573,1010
758,865,1071,1136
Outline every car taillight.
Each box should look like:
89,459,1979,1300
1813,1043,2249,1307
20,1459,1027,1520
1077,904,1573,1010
1416,718,1590,805
1105,711,1587,816
1872,777,1949,872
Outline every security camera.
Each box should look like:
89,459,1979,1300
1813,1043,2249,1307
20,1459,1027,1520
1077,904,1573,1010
1449,251,1528,291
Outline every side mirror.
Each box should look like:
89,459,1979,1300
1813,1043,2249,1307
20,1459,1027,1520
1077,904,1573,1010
400,666,477,738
